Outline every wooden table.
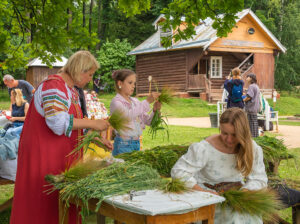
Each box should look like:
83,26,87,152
59,196,216,224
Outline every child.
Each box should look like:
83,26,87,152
225,67,244,109
110,69,161,156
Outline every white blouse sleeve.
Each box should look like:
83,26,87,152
242,141,268,190
34,84,73,137
171,142,208,188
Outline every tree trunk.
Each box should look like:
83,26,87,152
89,0,94,35
88,0,94,50
96,0,102,50
83,2,86,27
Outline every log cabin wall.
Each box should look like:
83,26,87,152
205,51,243,89
136,51,187,94
26,67,61,88
251,53,274,89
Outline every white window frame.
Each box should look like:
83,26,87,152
210,56,222,78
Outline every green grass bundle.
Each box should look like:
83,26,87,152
108,109,130,132
149,87,175,139
116,145,189,177
51,163,163,212
149,110,169,139
45,159,109,184
255,136,295,171
221,189,283,222
157,87,175,105
70,131,107,156
162,178,189,193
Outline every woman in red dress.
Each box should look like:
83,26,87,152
10,51,110,224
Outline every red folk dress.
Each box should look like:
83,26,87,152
10,75,83,224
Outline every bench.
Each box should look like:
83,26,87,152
217,101,279,131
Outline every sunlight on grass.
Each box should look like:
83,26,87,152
143,125,218,149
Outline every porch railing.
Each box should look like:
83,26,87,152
188,74,206,90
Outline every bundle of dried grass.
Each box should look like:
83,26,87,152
221,189,283,222
162,178,189,193
45,158,109,184
108,109,130,132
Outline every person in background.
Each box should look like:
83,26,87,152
224,67,244,109
244,73,261,138
93,76,100,93
110,69,161,156
3,74,35,103
171,108,267,224
10,50,110,224
9,89,29,128
272,89,278,108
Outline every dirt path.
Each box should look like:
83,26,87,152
167,117,300,148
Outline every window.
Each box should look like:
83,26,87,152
210,56,222,78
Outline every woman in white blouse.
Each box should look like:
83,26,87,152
171,107,268,224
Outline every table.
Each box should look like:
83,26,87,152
59,190,225,224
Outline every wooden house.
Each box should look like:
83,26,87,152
26,57,67,88
129,9,286,102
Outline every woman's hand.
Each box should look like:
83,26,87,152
146,92,160,103
91,119,110,131
153,101,161,112
192,184,219,196
9,117,17,122
100,138,113,151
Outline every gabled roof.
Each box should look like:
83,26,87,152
129,9,286,55
27,56,68,67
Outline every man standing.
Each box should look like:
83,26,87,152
3,74,35,103
244,73,261,137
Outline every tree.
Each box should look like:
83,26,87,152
245,0,300,90
0,0,98,70
96,39,135,92
118,0,244,47
1,0,244,72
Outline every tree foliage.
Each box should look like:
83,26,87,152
96,39,135,92
1,0,245,74
0,0,99,70
245,0,300,90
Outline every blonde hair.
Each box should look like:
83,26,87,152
220,108,253,176
12,89,27,107
62,51,99,83
232,67,241,77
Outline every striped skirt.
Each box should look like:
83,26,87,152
247,113,259,137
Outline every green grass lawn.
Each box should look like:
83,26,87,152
2,89,300,117
268,96,300,116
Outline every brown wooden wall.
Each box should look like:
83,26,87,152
26,67,61,88
251,53,274,89
136,51,187,94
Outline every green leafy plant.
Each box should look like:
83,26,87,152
116,144,189,177
254,136,295,172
